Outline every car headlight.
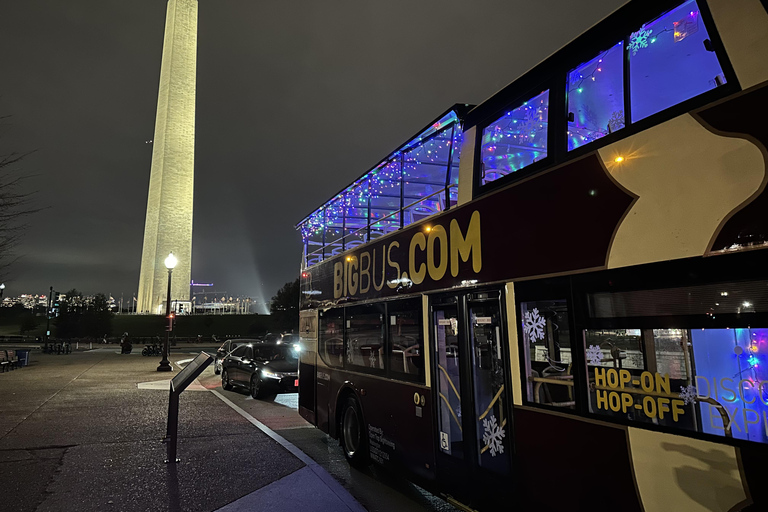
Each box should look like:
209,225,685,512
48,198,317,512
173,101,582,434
261,369,280,379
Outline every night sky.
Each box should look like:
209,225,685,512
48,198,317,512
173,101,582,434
0,0,625,312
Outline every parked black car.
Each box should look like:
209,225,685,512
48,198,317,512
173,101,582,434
213,338,258,375
221,342,299,399
262,332,299,345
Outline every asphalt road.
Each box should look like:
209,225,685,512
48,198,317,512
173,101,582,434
195,359,460,512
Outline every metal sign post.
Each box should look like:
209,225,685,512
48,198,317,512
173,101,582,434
164,351,212,463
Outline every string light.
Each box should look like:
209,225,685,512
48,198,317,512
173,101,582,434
481,90,549,185
298,111,463,261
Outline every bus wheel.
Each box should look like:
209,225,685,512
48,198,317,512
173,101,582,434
340,396,369,466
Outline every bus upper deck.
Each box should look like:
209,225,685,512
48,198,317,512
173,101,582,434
298,0,768,281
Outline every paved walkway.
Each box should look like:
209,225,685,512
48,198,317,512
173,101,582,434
0,350,365,512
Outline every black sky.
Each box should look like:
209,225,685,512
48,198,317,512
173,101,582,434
0,0,625,312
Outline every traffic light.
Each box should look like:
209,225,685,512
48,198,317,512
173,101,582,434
166,313,175,331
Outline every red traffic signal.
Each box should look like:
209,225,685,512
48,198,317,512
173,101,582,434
166,313,175,331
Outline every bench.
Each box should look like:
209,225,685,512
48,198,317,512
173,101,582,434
6,350,19,369
0,350,19,371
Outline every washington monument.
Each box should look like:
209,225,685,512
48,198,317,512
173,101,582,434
137,0,197,314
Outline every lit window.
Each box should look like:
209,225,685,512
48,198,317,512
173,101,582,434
480,90,549,186
568,42,625,151
629,0,726,122
585,281,768,444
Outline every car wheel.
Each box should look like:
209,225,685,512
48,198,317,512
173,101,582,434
250,376,263,399
222,369,233,390
340,396,369,466
214,359,221,375
142,347,149,356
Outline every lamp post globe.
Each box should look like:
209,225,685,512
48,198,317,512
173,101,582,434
157,252,177,372
165,253,178,270
0,283,5,300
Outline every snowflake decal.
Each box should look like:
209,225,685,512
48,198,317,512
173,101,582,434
608,110,625,133
518,107,540,139
482,415,505,457
523,308,546,343
629,28,653,55
347,342,355,364
586,345,604,366
679,385,698,405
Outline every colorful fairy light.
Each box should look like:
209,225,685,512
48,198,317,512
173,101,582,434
298,111,464,262
481,90,549,184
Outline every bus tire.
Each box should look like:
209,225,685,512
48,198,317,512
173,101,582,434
340,396,369,466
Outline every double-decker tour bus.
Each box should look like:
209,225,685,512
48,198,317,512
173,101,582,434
295,1,768,510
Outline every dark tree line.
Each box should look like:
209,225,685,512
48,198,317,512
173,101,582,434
270,279,299,332
54,289,113,338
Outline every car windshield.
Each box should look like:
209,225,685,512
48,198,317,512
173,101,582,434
258,345,298,362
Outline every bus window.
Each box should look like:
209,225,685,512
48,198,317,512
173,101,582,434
480,89,550,186
520,299,576,409
583,329,645,370
319,308,344,368
567,41,625,151
629,0,727,122
653,329,690,379
584,280,768,444
388,298,424,383
345,304,385,372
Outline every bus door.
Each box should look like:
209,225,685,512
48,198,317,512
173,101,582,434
431,290,513,507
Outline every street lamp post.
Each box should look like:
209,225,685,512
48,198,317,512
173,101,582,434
157,252,177,372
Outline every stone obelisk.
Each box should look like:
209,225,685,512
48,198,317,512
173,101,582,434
137,0,197,314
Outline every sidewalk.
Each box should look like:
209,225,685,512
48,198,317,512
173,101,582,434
0,350,365,512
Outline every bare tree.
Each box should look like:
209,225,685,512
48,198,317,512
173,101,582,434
0,123,41,279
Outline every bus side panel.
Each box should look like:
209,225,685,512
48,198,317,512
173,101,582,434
513,407,642,512
628,427,748,512
350,375,437,483
298,358,316,425
707,0,768,89
316,363,333,434
739,443,768,509
299,310,318,425
696,84,768,252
